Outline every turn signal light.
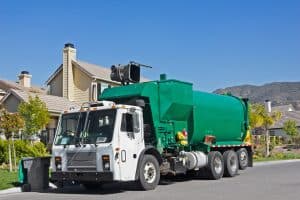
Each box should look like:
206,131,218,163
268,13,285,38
102,155,110,161
102,155,110,171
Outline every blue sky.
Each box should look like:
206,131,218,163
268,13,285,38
0,0,299,92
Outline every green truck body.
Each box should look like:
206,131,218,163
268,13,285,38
51,73,252,190
101,78,249,153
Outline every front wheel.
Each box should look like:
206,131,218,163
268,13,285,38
138,155,160,190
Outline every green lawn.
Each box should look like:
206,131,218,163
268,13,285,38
254,152,300,162
0,169,19,190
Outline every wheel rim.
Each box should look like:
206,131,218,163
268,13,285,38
240,151,248,165
144,162,156,184
214,156,223,174
229,155,238,172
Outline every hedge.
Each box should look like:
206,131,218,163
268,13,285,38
0,139,49,165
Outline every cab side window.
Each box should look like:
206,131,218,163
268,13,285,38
121,113,140,133
121,113,133,132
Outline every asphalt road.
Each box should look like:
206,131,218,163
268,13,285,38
2,161,300,200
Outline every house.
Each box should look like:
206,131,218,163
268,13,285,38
46,43,120,104
46,43,148,104
0,89,6,101
1,43,149,144
269,104,300,138
0,71,78,144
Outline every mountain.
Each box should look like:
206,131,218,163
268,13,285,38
213,82,300,110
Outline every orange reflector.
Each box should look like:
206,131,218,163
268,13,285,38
204,135,216,145
102,155,110,161
55,156,61,162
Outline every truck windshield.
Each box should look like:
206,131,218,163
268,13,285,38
83,109,116,144
54,109,116,145
54,112,86,145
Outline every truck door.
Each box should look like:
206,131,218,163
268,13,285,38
118,109,144,181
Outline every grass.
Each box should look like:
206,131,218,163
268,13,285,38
0,169,19,190
254,152,300,162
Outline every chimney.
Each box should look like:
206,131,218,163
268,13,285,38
18,71,32,88
265,100,272,113
62,43,76,100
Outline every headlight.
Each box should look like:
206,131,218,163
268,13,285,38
55,156,62,171
102,155,110,171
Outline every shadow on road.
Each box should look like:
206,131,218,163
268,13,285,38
42,172,228,195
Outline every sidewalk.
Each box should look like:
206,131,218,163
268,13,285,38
253,159,300,167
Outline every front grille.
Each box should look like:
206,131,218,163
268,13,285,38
67,152,96,171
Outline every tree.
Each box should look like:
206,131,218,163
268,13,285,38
18,96,50,137
0,108,24,171
249,103,282,157
283,120,299,143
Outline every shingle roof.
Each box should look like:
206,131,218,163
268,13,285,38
73,60,117,83
3,89,79,115
272,104,295,112
271,110,300,129
46,60,149,84
0,79,46,94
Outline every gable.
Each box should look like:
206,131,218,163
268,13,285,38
48,69,63,96
2,94,21,113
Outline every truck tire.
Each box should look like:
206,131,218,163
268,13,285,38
138,155,160,190
206,151,224,180
223,150,238,177
237,148,248,170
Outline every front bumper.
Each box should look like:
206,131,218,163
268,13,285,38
51,171,113,182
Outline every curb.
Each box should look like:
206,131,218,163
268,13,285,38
0,182,57,195
254,159,300,167
0,187,21,195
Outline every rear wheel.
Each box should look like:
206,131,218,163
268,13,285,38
138,155,160,190
237,148,249,170
206,151,224,180
223,150,238,177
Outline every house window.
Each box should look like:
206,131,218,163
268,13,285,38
97,82,109,101
47,85,51,95
91,82,97,101
97,83,101,101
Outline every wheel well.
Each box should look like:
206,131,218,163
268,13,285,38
144,148,163,165
135,147,163,180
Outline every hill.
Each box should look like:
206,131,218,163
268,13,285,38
213,82,300,110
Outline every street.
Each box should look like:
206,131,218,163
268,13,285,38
2,161,300,200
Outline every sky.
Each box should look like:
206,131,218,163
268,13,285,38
0,0,299,92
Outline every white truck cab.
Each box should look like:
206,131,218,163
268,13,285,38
51,101,158,190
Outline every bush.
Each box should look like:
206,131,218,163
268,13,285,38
0,140,8,164
0,139,49,166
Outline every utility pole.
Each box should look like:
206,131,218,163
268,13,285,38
265,100,271,157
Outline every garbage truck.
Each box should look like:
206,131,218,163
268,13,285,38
51,62,252,190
